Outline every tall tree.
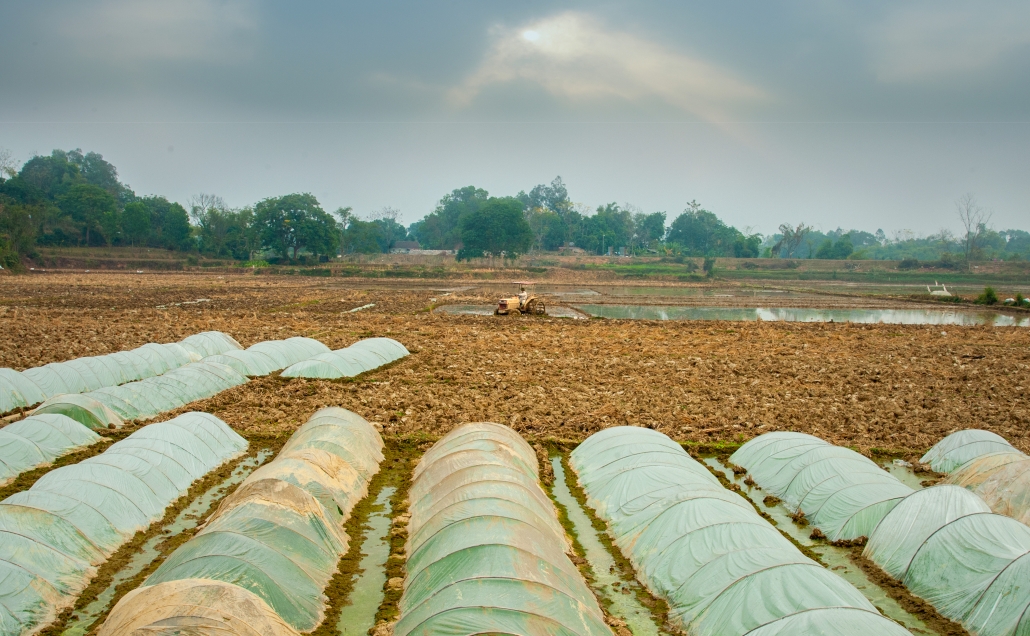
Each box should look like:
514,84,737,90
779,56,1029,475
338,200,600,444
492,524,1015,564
956,193,992,262
121,202,151,250
58,183,118,245
458,197,533,259
409,186,489,249
771,222,812,258
667,203,743,256
253,193,338,260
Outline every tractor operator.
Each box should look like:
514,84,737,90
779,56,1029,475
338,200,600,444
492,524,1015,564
518,287,528,304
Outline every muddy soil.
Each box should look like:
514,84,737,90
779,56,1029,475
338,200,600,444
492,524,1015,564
2,273,1028,453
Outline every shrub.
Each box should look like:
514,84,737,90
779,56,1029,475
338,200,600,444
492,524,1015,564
897,258,920,270
976,287,999,305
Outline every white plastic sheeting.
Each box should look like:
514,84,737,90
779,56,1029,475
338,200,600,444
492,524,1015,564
729,432,913,540
204,337,331,376
571,427,910,636
0,414,102,485
0,331,241,414
921,429,1020,474
865,486,1030,635
397,422,612,636
0,413,246,635
34,361,248,425
103,408,383,634
280,337,409,379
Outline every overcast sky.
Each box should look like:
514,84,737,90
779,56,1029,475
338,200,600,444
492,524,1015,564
1,1,1028,235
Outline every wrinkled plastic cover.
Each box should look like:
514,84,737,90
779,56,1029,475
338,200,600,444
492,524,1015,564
571,427,910,636
135,408,382,632
921,429,1019,474
864,485,991,579
1,331,240,414
99,578,299,636
0,412,246,636
33,393,123,429
396,422,612,636
35,360,248,424
0,414,102,485
946,451,1030,526
281,338,409,379
900,511,1030,635
729,432,913,540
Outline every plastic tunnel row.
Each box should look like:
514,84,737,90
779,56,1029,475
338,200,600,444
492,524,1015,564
571,427,911,636
737,431,1030,636
100,408,385,636
923,429,1030,526
0,413,246,635
0,414,102,486
30,337,332,427
0,332,241,414
397,423,613,636
865,486,1030,636
281,337,409,379
729,431,914,540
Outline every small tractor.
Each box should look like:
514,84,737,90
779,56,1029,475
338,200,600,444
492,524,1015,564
495,281,546,316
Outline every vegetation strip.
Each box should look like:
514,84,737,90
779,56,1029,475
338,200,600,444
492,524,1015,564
311,437,412,636
546,452,672,636
554,449,680,635
370,436,424,634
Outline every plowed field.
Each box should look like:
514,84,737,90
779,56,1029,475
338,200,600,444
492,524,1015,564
3,272,1028,454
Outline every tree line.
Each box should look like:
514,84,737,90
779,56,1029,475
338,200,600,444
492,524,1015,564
3,149,1027,268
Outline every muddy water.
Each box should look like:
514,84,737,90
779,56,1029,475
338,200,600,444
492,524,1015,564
337,486,396,636
550,457,667,636
575,305,1030,326
62,450,273,636
703,457,938,635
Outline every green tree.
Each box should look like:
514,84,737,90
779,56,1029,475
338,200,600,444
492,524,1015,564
253,193,338,260
667,203,743,256
0,197,35,269
814,234,854,260
341,219,384,254
409,186,489,249
458,197,533,259
161,203,192,251
58,183,118,245
122,202,151,249
633,211,666,250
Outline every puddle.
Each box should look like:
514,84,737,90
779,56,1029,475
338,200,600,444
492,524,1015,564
433,304,496,316
574,304,1030,326
550,457,666,636
62,450,273,636
881,459,927,490
702,457,937,635
337,486,396,636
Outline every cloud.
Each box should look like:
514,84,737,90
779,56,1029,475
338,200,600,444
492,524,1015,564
57,0,258,64
870,3,1030,82
448,12,766,122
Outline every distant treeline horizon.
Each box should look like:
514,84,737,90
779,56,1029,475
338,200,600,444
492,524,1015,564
2,148,1027,269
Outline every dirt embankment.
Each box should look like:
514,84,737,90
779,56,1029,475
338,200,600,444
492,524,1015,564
2,273,1028,452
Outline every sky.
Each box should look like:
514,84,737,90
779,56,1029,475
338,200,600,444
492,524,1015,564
1,0,1028,236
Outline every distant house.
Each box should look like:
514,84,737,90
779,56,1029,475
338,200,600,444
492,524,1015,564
390,241,422,254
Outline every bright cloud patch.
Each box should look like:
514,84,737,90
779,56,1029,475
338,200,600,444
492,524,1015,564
449,12,765,121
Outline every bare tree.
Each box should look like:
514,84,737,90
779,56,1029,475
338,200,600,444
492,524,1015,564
366,206,400,222
187,193,228,224
771,222,812,258
955,193,992,262
0,147,18,180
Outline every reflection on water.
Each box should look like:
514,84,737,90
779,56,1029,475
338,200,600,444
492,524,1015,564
574,304,1030,326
